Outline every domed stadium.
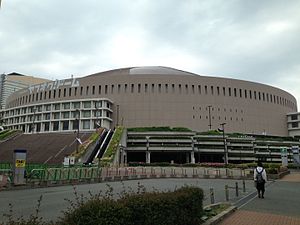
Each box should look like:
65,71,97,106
0,66,297,136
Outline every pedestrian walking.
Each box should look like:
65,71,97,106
254,161,267,198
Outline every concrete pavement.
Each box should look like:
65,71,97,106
218,171,300,225
0,178,255,222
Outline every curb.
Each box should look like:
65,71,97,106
202,205,237,225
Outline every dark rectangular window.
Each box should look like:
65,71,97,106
151,84,154,93
53,90,56,99
118,84,121,93
172,84,175,93
63,88,66,97
292,122,298,128
48,91,51,99
211,86,214,95
80,87,83,95
92,86,95,95
74,87,77,96
258,92,261,100
198,85,201,94
138,84,141,93
58,89,61,98
291,114,298,120
124,84,127,93
185,84,188,94
131,84,134,93
105,85,108,94
223,87,226,96
249,90,252,99
69,88,72,97
145,84,148,93
244,90,247,98
166,84,168,93
228,88,231,96
98,85,101,94
86,86,89,95
234,88,237,97
217,86,220,95
254,91,257,99
192,85,195,94
239,89,242,98
205,85,208,94
111,85,114,94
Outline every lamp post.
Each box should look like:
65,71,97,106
95,101,101,129
75,109,80,153
207,105,212,130
31,107,36,133
116,104,120,127
219,123,227,165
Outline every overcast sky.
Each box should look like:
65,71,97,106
1,0,300,108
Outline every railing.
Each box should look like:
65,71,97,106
2,166,253,188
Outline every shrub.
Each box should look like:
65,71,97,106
58,186,204,225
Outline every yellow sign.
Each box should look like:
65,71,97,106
15,159,26,168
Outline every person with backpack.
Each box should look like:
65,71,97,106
254,161,267,198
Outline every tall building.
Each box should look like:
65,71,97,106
0,72,49,109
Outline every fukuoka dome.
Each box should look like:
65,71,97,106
1,66,299,137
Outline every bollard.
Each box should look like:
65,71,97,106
210,188,215,204
243,180,246,193
235,182,239,197
225,185,229,201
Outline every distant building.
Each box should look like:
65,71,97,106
0,67,298,136
287,112,300,137
0,72,49,109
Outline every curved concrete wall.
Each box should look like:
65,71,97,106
4,67,297,136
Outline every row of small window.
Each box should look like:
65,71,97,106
193,106,243,114
4,111,111,124
9,83,296,110
192,115,244,122
290,114,299,120
25,120,96,132
5,101,110,117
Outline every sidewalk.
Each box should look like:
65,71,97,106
218,171,300,225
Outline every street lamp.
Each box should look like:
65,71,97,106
75,109,80,153
31,107,36,133
116,104,120,127
95,101,101,129
219,123,227,165
207,105,212,130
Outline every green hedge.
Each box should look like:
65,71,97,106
127,126,192,132
58,186,204,225
100,126,124,166
0,129,19,140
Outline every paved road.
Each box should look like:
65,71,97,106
0,178,255,222
219,171,300,225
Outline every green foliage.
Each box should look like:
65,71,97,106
197,130,222,135
127,126,192,132
100,126,124,165
58,186,204,225
71,131,101,159
0,129,19,140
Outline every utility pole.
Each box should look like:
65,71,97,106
75,109,80,153
219,123,227,165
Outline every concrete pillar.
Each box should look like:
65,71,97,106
191,151,195,164
186,152,190,163
146,151,151,164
